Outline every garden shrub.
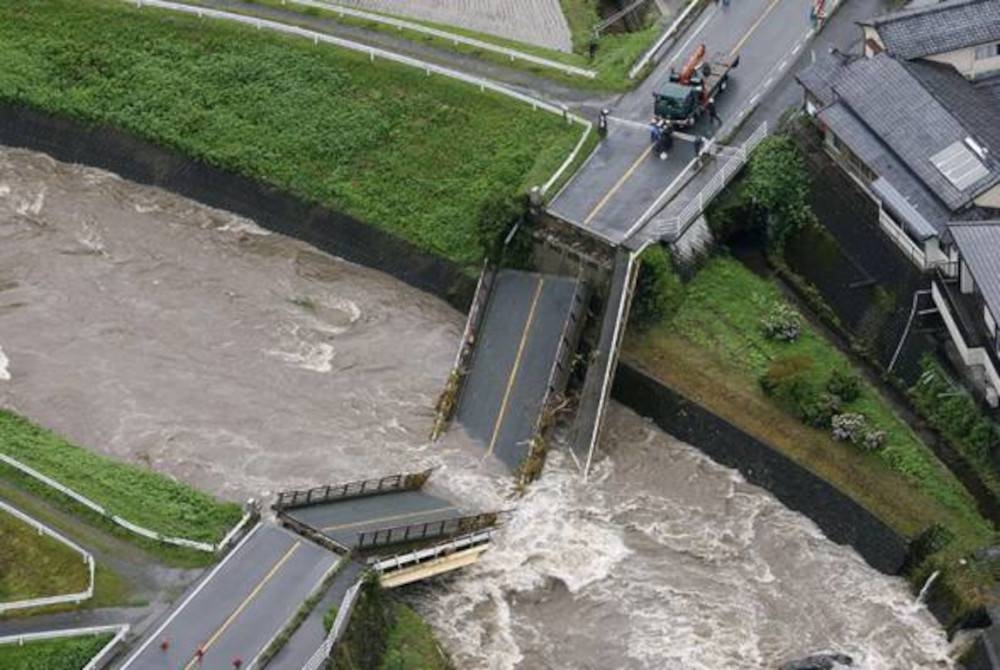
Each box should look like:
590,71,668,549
832,412,867,443
759,354,823,421
800,392,842,428
827,370,862,402
630,244,685,330
831,413,885,451
760,302,802,342
910,356,999,467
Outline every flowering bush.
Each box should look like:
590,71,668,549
831,413,885,451
761,302,802,342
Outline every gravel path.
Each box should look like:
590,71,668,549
337,0,574,52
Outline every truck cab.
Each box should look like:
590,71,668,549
653,82,700,124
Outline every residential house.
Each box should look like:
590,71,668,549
796,0,1000,404
936,221,1000,406
797,0,1000,272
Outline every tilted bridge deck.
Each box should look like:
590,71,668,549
454,269,589,470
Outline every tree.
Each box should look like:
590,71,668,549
743,135,815,246
476,191,527,264
629,244,685,330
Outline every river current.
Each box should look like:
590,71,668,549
0,146,954,668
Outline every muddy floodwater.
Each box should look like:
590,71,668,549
0,146,955,668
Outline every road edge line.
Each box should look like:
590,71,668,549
119,522,263,669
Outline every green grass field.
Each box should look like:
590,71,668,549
0,634,112,670
627,257,993,542
0,411,241,544
0,508,89,603
0,0,580,269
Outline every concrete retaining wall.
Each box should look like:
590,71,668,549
612,362,911,575
0,104,477,312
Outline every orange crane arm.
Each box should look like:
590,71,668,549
677,43,706,84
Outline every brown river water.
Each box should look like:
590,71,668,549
0,146,955,669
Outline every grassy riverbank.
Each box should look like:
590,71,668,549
0,634,112,670
0,411,241,545
0,508,89,603
0,0,580,269
626,257,996,612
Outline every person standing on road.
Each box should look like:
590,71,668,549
650,119,662,144
707,100,722,125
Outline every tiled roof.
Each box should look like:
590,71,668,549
798,51,1000,212
904,59,1000,157
818,102,953,235
864,0,1000,60
948,221,1000,321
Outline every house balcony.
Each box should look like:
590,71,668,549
932,275,1000,406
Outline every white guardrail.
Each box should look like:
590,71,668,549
0,624,129,670
628,0,703,79
127,0,592,199
280,0,597,79
302,577,364,670
0,500,95,613
650,121,768,240
0,452,254,554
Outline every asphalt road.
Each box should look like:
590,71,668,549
456,270,581,470
286,489,464,548
119,525,337,670
550,0,816,243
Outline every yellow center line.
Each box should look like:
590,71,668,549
184,541,300,669
583,145,654,226
729,0,784,58
322,506,458,532
485,277,545,458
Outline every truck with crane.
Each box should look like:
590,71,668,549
653,44,739,128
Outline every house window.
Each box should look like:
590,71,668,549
975,43,1000,60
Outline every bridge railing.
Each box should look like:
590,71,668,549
432,262,497,440
371,530,493,575
355,512,498,550
274,469,433,510
650,121,768,241
301,576,365,670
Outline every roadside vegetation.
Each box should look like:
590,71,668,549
0,508,89,604
0,0,580,269
626,133,998,620
328,576,452,670
0,410,241,545
0,634,112,670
